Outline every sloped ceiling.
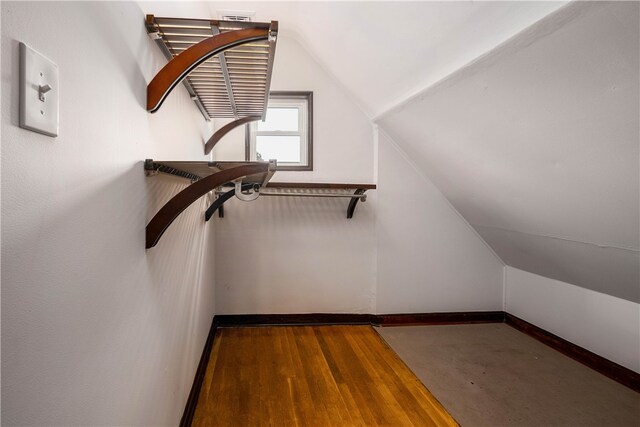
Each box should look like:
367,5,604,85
377,1,640,302
205,1,566,117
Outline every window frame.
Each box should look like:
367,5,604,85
245,91,313,171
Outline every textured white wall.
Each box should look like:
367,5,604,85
214,195,377,314
212,36,504,314
213,34,374,183
1,2,217,425
505,267,640,373
376,130,504,313
213,36,377,314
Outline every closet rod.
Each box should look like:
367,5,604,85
226,192,368,200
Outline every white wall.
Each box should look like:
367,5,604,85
212,36,504,314
213,35,377,314
505,267,640,373
2,2,216,425
214,195,377,314
213,34,374,183
376,130,504,313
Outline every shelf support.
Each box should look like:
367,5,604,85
147,28,270,113
347,189,367,219
204,116,261,155
146,164,269,248
145,15,210,121
261,22,278,120
210,25,238,118
204,184,253,221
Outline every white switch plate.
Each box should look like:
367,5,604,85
19,42,59,137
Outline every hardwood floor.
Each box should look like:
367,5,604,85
192,325,458,426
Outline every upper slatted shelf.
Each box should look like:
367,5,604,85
145,15,277,120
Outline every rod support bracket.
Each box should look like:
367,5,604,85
144,158,159,176
347,189,367,219
234,180,260,202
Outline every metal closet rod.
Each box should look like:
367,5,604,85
215,190,367,200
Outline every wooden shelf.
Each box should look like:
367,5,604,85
144,159,276,248
145,15,278,155
144,160,276,185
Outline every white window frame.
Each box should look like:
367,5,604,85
246,92,313,171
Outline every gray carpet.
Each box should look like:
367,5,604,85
377,323,639,427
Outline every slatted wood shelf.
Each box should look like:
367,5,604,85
145,15,277,123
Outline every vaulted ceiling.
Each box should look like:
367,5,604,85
203,1,567,117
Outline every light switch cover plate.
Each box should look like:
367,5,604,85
19,42,59,137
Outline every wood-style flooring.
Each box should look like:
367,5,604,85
193,325,458,426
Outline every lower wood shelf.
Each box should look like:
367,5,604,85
144,159,276,249
144,160,376,249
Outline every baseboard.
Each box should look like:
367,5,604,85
179,317,219,427
375,311,505,326
214,311,505,327
505,313,640,393
215,313,373,326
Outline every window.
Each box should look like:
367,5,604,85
246,92,313,171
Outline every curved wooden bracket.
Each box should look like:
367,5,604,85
204,116,261,155
147,28,270,113
146,164,268,248
347,189,367,219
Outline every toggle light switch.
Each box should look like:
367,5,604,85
19,42,59,137
38,83,52,102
